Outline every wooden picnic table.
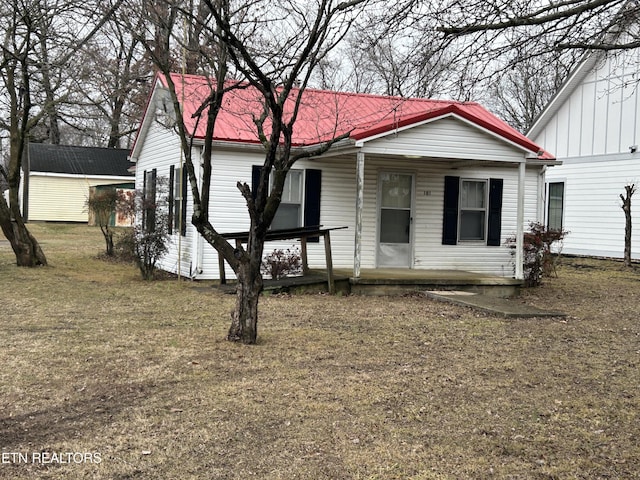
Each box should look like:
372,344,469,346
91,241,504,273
219,225,348,294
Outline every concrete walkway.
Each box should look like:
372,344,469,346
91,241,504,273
425,291,566,318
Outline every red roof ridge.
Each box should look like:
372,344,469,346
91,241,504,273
164,72,475,107
291,84,476,107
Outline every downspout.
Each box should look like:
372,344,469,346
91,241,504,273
353,150,365,279
515,161,526,280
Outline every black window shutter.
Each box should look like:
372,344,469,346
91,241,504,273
487,178,503,246
251,165,263,200
149,169,157,233
304,169,322,242
442,176,460,245
168,165,175,234
181,167,188,236
142,170,147,229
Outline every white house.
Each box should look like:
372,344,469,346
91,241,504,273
529,47,640,260
130,73,555,281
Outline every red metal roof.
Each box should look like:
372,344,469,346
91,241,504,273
159,73,552,159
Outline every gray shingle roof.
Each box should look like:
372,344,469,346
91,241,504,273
28,144,134,177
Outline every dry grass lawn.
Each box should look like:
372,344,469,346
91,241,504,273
0,223,639,479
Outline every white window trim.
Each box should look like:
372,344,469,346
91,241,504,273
458,178,488,243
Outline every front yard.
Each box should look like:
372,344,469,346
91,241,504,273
1,224,638,479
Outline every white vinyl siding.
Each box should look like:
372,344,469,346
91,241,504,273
546,156,640,259
135,121,194,277
134,105,542,279
27,174,133,222
532,46,640,261
361,115,532,162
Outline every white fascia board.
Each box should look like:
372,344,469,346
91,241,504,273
195,137,358,159
526,158,563,167
30,172,134,181
129,78,168,162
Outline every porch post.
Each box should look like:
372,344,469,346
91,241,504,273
515,161,526,280
354,150,365,279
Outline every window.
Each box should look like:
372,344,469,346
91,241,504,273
168,165,187,236
547,182,564,231
173,166,184,234
459,179,487,241
271,170,302,230
442,176,502,246
252,166,321,235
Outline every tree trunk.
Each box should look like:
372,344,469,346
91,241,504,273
0,207,47,267
620,185,635,268
101,225,114,256
227,259,263,345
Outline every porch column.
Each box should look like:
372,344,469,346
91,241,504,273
353,150,365,279
515,161,525,280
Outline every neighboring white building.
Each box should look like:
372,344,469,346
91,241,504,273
529,47,640,259
23,144,134,223
130,73,556,280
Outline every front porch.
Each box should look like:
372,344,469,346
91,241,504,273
236,268,522,297
345,268,522,297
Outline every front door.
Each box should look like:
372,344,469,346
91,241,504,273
377,172,414,268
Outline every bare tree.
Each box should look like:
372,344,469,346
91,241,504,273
620,184,636,267
0,0,123,267
73,5,153,148
485,48,580,132
130,0,371,344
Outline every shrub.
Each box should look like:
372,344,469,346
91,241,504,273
113,228,137,263
506,222,569,287
261,246,302,280
135,177,171,280
134,224,170,280
86,188,119,256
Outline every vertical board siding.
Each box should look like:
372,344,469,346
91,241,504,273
534,47,640,260
535,51,640,158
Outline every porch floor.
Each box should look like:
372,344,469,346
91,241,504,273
341,268,521,297
216,268,522,297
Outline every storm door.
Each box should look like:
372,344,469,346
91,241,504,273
377,172,414,268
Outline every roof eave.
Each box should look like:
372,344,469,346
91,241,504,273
129,74,166,161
